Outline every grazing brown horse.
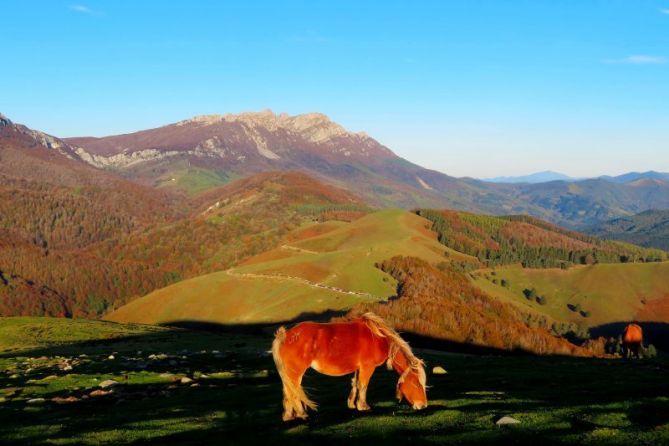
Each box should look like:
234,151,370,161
622,323,643,358
271,312,427,421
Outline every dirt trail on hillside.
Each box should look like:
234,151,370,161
279,244,320,255
225,269,377,299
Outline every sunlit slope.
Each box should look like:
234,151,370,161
473,262,669,326
106,209,465,325
233,209,472,295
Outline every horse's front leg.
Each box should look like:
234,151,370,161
347,370,359,409
355,365,376,411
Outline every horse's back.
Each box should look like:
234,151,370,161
623,324,643,343
281,319,389,375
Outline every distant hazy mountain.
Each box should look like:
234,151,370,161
584,209,669,251
484,170,669,186
598,171,669,184
483,171,580,184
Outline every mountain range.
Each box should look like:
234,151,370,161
50,110,668,228
3,109,669,231
483,171,582,184
585,209,669,251
484,170,669,185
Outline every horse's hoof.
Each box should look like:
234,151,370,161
356,405,371,412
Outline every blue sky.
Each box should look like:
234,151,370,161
2,1,668,178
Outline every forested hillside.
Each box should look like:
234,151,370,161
347,256,600,356
416,209,667,268
0,170,368,318
585,210,669,251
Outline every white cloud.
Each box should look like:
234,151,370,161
68,5,101,16
605,55,667,65
661,9,669,15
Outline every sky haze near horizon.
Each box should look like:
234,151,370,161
2,1,669,178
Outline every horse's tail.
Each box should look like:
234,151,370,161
272,326,317,412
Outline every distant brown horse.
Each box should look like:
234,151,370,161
271,313,428,421
622,323,643,358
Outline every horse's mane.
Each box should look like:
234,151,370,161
359,312,426,388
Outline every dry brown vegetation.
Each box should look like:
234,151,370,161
349,256,600,356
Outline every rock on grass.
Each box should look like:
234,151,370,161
99,379,118,389
432,366,448,375
27,398,46,404
496,416,521,426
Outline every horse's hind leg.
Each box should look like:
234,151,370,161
355,365,376,411
347,370,359,409
281,366,310,421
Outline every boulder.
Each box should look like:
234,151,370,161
99,379,118,389
496,416,521,426
27,398,46,404
432,366,448,375
89,389,112,398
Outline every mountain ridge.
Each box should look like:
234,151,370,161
5,111,669,227
484,171,581,184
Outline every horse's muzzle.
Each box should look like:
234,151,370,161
413,402,427,410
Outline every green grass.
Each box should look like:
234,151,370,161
106,209,472,325
157,168,235,195
107,271,369,325
473,262,669,326
2,317,668,445
0,318,166,352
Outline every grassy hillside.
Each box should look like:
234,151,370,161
473,262,669,326
0,172,368,318
109,206,669,355
585,209,669,251
0,317,165,352
106,209,460,325
2,317,669,445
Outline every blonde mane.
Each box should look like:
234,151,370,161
359,312,427,388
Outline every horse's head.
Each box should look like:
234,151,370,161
396,365,428,410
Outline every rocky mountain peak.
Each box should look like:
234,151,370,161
176,110,357,143
0,113,79,159
0,113,13,127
